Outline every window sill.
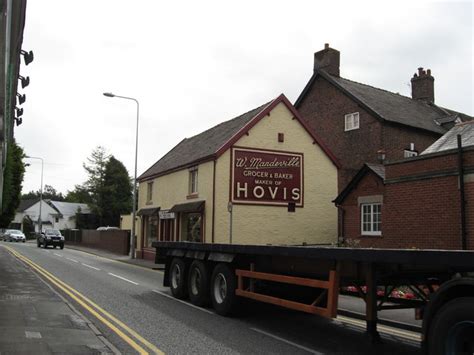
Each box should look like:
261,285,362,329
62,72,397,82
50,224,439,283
361,233,382,237
146,201,153,205
186,193,199,200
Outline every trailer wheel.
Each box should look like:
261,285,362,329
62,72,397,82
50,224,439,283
210,263,238,316
188,260,210,307
169,258,188,299
428,297,474,355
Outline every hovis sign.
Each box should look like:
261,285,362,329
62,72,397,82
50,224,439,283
231,147,303,206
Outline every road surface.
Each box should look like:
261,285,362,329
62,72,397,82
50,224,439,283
4,242,421,354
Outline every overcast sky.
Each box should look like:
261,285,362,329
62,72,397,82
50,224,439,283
17,0,473,195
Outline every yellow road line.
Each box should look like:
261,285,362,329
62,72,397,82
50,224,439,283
336,315,421,341
4,246,164,355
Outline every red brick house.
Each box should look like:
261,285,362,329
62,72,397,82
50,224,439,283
334,121,474,250
295,44,472,192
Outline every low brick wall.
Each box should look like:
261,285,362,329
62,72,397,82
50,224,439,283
63,229,130,255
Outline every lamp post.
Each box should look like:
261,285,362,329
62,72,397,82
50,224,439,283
25,156,43,233
103,92,139,259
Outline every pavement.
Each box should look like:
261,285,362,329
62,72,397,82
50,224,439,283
0,245,117,354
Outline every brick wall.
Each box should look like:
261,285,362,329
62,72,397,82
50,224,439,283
81,230,130,255
297,75,441,191
339,149,474,250
383,123,440,161
339,171,385,247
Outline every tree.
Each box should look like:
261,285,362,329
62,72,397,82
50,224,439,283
22,184,65,201
83,146,110,222
101,156,132,226
0,141,26,227
65,184,92,204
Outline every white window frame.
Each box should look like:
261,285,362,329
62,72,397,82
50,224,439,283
189,167,198,195
361,203,382,236
344,112,360,131
146,181,153,203
404,150,418,158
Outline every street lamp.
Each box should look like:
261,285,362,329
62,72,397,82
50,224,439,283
25,156,43,233
103,92,139,259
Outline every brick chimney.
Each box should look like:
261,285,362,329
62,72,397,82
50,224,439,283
314,43,340,77
411,67,435,103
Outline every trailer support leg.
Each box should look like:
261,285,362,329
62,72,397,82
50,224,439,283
366,263,381,343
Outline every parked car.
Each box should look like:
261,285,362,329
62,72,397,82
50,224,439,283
0,229,10,241
5,229,26,242
37,229,64,249
96,226,120,231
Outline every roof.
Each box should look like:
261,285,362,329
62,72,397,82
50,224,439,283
295,69,472,135
333,163,385,205
17,199,40,212
138,94,340,181
422,121,474,155
47,201,91,215
138,102,270,180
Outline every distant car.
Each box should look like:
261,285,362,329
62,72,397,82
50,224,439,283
0,229,11,241
37,229,64,249
5,229,26,242
96,226,120,231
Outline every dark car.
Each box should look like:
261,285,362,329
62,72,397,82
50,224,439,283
37,229,64,249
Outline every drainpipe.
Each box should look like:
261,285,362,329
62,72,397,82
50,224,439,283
457,134,467,250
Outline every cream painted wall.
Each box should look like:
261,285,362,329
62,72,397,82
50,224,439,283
214,102,337,245
138,160,215,244
138,101,337,247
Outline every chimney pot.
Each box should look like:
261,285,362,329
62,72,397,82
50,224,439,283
427,69,431,76
324,43,329,49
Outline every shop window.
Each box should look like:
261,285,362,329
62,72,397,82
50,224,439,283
189,167,198,195
344,112,360,131
181,212,202,242
361,203,382,236
145,215,159,247
146,181,153,204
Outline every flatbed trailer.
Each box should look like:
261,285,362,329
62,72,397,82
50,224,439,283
153,241,474,355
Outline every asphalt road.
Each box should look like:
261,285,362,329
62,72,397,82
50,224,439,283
6,242,421,355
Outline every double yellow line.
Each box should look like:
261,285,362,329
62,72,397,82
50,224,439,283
4,246,164,355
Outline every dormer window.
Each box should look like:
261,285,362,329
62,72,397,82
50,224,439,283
345,112,360,131
404,143,418,158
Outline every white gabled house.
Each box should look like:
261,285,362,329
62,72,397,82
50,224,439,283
13,199,91,232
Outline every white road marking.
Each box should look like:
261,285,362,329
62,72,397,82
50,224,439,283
250,327,322,354
66,258,79,263
335,315,421,341
53,253,62,257
152,289,215,315
82,263,101,271
108,273,139,285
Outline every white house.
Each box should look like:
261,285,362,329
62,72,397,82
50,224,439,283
13,199,91,232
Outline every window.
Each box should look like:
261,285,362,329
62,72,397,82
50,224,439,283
404,150,418,158
361,203,382,236
145,215,158,247
181,213,202,242
189,168,198,195
344,112,360,131
146,182,153,203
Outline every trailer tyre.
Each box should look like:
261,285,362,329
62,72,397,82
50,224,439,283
210,263,239,316
169,258,188,299
188,260,210,307
428,297,474,355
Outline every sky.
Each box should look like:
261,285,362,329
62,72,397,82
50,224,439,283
17,0,473,195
